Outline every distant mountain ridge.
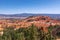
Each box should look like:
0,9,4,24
0,13,60,19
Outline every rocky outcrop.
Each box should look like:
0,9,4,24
19,16,60,32
0,16,60,33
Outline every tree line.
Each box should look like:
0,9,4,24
0,25,60,40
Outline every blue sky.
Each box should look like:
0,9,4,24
0,0,60,14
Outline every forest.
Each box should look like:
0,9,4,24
0,24,60,40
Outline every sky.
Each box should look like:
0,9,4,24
0,0,60,14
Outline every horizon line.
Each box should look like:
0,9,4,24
0,13,60,15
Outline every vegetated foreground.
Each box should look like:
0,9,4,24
0,16,60,40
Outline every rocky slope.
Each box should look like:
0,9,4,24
0,16,60,33
21,16,60,32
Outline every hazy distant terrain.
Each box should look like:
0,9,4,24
0,13,60,19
